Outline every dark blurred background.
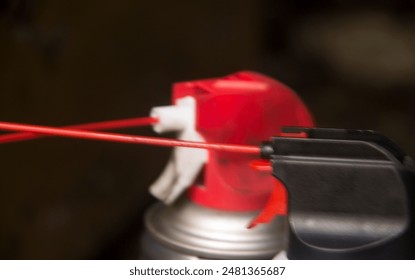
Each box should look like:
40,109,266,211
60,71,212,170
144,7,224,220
0,0,414,259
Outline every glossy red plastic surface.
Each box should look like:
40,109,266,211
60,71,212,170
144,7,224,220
172,71,315,211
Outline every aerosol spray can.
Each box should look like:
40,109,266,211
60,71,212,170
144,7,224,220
139,71,314,259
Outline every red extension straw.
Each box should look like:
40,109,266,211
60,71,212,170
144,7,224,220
0,117,158,144
0,121,260,154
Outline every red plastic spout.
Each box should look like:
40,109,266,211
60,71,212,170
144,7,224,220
173,71,315,211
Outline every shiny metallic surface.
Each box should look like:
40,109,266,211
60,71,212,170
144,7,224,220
140,232,199,260
140,198,287,259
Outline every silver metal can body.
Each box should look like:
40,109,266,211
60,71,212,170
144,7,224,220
139,197,287,259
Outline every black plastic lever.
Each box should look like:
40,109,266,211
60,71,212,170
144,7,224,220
261,128,415,259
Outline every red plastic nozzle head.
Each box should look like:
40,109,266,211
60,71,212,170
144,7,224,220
172,71,315,211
